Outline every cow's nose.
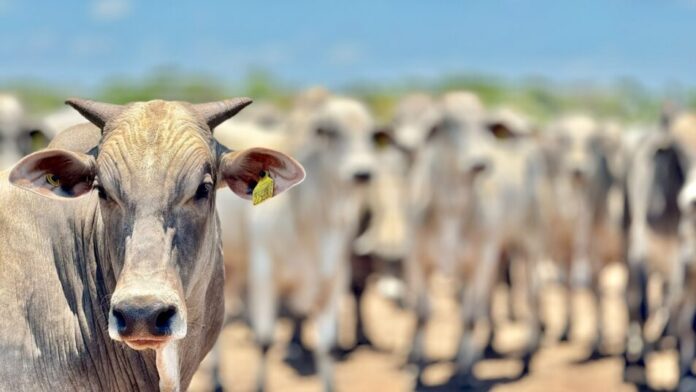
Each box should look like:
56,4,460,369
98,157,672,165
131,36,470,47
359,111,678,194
111,300,178,338
353,171,372,184
571,166,587,180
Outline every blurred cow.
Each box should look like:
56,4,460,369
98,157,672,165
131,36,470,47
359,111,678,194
671,113,696,388
348,127,413,350
213,90,381,392
623,112,696,388
543,114,625,357
0,94,48,169
395,94,547,386
40,106,87,140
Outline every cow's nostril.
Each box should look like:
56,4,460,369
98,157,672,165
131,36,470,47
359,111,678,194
154,306,177,334
353,171,372,184
112,308,128,334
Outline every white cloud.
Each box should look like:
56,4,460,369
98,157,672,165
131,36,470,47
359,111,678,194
91,0,131,21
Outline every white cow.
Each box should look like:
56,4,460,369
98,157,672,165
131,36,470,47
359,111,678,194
0,94,45,169
213,90,381,392
543,114,625,357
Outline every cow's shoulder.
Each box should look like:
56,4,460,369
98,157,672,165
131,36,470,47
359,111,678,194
48,123,101,153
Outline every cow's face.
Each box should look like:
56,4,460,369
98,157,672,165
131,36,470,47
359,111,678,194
9,99,305,351
312,97,380,185
548,115,609,186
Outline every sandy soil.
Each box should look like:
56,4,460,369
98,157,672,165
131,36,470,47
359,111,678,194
189,263,678,391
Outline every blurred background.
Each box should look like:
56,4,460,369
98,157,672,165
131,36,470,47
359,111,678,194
3,1,696,391
3,1,696,120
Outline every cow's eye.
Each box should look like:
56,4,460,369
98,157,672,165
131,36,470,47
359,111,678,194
372,131,392,150
96,185,109,201
195,182,213,201
316,127,339,140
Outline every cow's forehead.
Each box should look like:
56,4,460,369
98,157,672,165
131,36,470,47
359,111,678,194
556,115,598,139
320,99,374,134
97,100,214,186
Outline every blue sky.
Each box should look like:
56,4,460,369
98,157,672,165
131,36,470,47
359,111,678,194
1,0,695,90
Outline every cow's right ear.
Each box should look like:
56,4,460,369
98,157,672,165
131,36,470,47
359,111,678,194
9,149,96,199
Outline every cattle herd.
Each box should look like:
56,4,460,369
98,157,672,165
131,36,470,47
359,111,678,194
0,89,695,391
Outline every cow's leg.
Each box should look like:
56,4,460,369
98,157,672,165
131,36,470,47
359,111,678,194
405,254,431,386
315,229,349,392
316,303,339,392
623,259,650,385
586,269,606,361
521,253,543,377
557,278,572,342
315,271,346,392
677,297,696,389
285,315,313,365
454,240,500,386
248,242,277,392
484,254,512,359
350,254,374,349
454,285,479,387
209,344,224,392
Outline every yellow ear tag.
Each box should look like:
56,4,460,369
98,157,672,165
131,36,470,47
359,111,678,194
45,173,61,187
252,172,274,205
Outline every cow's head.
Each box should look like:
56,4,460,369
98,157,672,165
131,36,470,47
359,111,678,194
545,114,617,187
0,94,50,169
310,96,382,185
9,98,305,351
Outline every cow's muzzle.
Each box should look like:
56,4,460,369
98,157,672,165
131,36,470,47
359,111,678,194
109,295,186,350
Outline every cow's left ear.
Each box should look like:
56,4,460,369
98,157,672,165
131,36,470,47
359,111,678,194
220,147,305,201
9,149,96,199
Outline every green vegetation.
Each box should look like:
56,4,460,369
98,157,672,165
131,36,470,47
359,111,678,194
2,67,687,126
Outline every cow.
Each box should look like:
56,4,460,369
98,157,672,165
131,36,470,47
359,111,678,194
542,114,625,357
622,112,696,389
0,93,49,169
395,94,546,386
672,113,696,389
0,98,305,392
40,106,90,141
211,91,380,392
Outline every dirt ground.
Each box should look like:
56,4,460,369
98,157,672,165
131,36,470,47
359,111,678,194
189,263,678,391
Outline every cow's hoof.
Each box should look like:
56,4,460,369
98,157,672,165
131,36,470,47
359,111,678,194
622,362,647,386
449,371,481,390
356,333,375,348
520,353,534,378
482,343,504,359
284,343,316,376
558,328,571,342
330,345,355,361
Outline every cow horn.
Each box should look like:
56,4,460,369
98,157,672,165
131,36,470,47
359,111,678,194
191,98,253,130
65,98,125,130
